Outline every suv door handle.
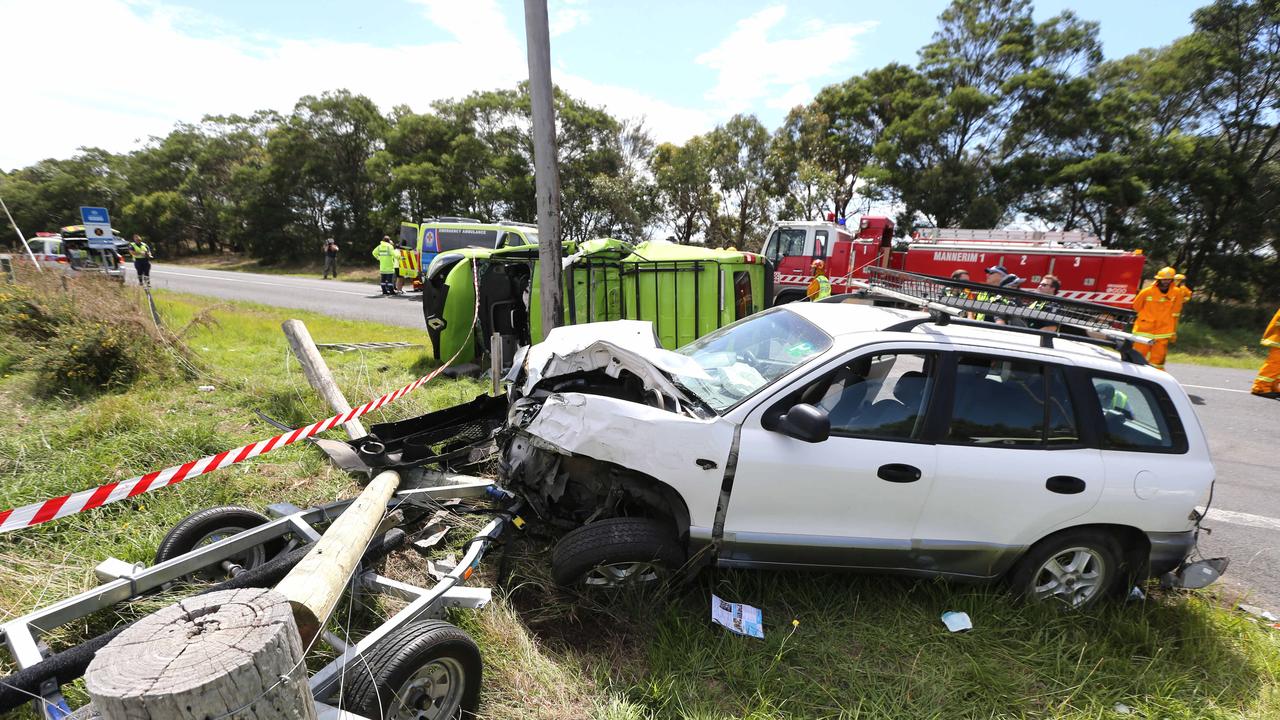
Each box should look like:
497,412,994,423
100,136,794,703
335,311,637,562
878,463,922,483
1046,475,1086,494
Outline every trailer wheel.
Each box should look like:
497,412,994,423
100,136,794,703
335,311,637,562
551,517,685,589
341,620,482,720
154,506,282,581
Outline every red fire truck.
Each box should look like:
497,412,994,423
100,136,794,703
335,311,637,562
763,217,1146,308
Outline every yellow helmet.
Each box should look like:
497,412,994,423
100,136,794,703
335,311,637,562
1174,273,1186,281
1154,266,1176,280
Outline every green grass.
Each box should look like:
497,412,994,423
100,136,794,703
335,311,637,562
1,283,1279,719
1167,319,1268,370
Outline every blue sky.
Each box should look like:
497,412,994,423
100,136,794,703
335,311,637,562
1,0,1206,171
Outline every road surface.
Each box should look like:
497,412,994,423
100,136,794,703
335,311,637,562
141,263,426,330
130,263,1280,609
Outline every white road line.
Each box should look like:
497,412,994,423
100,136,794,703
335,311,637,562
1202,507,1280,532
1181,382,1252,395
151,269,373,297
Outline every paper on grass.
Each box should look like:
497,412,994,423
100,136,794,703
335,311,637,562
941,611,973,632
711,594,764,639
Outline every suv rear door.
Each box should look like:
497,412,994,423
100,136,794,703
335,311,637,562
913,352,1105,578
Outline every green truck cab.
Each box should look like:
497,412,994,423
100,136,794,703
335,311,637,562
422,239,772,364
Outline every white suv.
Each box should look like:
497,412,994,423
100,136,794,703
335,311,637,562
500,302,1222,608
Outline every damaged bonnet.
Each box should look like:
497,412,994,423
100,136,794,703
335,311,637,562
513,320,710,407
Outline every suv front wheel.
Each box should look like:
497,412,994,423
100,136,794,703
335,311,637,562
1010,529,1122,610
551,517,685,589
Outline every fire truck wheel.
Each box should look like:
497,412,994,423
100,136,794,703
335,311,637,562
153,505,284,581
340,620,482,720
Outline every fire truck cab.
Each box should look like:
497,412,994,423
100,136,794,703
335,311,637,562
763,215,895,303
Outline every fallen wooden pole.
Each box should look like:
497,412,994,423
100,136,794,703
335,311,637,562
282,319,366,440
83,588,317,720
274,469,400,644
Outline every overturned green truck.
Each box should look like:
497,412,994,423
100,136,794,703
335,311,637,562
422,239,772,364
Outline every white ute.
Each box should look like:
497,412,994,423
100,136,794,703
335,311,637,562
500,301,1225,608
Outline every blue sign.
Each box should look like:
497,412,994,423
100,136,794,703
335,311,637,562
79,206,115,242
80,207,110,225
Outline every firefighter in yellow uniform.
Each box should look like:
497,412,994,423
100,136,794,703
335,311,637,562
806,259,831,301
1251,308,1280,399
1132,266,1178,370
1170,273,1193,343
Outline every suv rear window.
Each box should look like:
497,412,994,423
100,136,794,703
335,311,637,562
1089,376,1181,451
946,356,1079,447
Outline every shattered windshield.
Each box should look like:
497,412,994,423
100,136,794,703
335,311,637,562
674,309,831,412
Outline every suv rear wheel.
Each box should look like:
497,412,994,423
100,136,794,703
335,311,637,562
1009,529,1122,610
551,517,685,588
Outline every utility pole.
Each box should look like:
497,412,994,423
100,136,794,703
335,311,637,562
524,0,563,333
0,194,42,272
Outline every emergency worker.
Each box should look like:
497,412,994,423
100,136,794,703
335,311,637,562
1132,266,1178,370
373,235,398,296
806,259,831,301
1251,307,1280,399
1026,274,1061,332
1171,273,1193,343
129,234,152,288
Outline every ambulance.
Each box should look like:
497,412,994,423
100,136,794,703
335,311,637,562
397,218,539,290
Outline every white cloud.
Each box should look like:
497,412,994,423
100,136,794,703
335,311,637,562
695,5,877,114
0,0,663,170
556,73,712,145
549,0,590,37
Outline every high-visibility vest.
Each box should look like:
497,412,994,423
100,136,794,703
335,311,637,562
373,242,396,273
807,274,831,301
130,242,151,259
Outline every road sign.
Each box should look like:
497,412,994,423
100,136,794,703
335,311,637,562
79,206,114,243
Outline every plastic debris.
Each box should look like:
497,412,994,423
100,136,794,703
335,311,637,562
1114,702,1133,715
1237,603,1279,623
1127,586,1146,602
196,385,216,392
941,611,973,633
711,594,764,639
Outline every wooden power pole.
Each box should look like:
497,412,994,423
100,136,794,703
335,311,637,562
524,0,564,333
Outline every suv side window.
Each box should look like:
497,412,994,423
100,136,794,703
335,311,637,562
1088,376,1181,451
947,355,1079,447
797,352,938,441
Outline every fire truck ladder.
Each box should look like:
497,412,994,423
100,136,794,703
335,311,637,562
825,267,1149,363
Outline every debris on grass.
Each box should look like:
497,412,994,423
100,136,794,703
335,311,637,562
941,610,973,633
711,594,764,639
1114,702,1134,714
197,385,216,392
1238,603,1279,623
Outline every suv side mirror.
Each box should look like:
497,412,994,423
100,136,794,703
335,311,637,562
775,403,830,443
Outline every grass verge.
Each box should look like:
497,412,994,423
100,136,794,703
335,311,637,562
1166,319,1268,370
0,280,1277,719
171,252,383,284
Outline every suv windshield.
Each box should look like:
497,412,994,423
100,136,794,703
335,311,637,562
675,309,831,412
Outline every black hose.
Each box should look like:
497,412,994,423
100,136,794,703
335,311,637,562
0,528,406,713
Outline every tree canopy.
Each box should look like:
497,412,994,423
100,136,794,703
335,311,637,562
2,0,1275,300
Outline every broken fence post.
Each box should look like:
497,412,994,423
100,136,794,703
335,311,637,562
282,319,366,440
83,588,317,720
274,469,401,645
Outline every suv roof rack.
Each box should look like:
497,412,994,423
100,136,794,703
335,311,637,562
819,267,1148,363
427,216,485,224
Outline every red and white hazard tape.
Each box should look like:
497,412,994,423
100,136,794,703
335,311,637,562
0,264,480,535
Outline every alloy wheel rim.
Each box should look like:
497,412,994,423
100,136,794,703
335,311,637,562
582,561,664,587
1032,546,1105,607
390,657,467,720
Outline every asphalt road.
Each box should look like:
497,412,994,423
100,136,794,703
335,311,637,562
129,263,1278,609
137,263,426,330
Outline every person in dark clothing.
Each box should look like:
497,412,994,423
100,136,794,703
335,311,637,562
322,238,339,278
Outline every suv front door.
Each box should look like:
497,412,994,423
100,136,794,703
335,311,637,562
721,350,941,569
913,352,1105,578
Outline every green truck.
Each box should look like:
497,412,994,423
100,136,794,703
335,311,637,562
422,239,772,364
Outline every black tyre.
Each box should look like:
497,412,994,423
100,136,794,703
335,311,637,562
551,517,685,588
154,506,282,581
340,620,482,720
1008,528,1122,610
